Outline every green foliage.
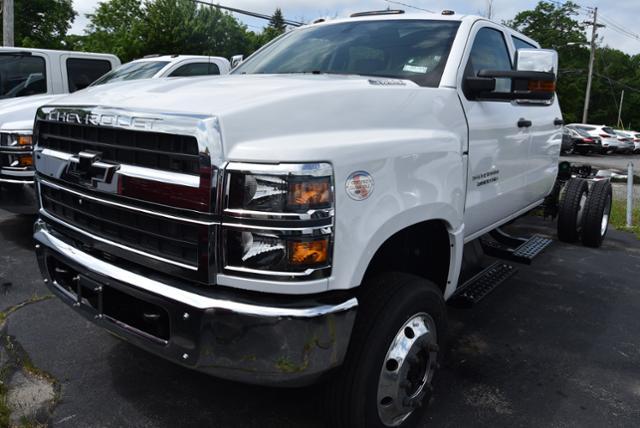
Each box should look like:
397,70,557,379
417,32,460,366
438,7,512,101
506,1,640,127
259,9,288,46
0,0,77,49
80,0,256,62
82,0,146,61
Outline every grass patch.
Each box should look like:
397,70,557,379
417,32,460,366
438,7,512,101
611,198,640,239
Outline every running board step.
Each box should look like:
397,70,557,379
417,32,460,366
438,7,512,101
449,262,518,308
481,235,553,265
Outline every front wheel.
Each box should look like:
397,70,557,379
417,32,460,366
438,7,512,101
325,273,446,428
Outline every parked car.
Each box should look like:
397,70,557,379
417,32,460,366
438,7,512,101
0,47,120,105
566,124,618,154
562,127,602,154
613,130,635,154
632,132,640,153
0,54,231,213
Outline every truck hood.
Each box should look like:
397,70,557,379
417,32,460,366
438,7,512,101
46,74,459,162
0,94,65,132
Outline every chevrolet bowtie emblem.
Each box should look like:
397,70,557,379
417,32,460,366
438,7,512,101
66,151,119,187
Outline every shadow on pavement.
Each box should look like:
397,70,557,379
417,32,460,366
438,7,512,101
107,341,325,428
0,214,36,251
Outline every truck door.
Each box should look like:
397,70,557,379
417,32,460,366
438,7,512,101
510,36,563,207
458,24,540,239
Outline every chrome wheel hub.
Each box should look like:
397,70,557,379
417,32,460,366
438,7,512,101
377,313,438,427
601,195,611,236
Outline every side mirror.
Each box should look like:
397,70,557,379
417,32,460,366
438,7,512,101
231,55,244,69
516,48,558,76
464,48,558,102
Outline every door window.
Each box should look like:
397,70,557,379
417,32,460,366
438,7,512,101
169,62,220,77
67,58,112,92
0,54,47,98
466,27,512,94
512,36,537,50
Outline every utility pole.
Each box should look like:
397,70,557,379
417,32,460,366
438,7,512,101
582,7,602,124
617,90,625,128
2,0,14,47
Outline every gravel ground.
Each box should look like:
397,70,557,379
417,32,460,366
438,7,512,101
1,210,640,427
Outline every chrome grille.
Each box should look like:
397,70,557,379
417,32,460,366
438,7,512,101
37,121,200,174
40,181,200,268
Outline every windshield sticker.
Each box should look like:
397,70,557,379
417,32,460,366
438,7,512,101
403,65,428,73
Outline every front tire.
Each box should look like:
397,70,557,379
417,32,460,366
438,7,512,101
325,273,446,428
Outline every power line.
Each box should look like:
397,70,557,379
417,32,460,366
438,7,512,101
382,0,434,13
191,0,304,27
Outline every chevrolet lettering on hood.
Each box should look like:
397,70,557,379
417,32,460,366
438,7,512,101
46,110,161,130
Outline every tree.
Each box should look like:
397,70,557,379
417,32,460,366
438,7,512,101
506,1,640,127
0,0,76,49
260,8,288,44
82,0,146,62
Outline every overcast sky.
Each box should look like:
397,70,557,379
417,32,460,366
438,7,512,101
70,0,640,55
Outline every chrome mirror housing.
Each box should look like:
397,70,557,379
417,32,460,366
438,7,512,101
516,49,558,78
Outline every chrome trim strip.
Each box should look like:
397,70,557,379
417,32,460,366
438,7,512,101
0,178,34,184
224,265,330,278
40,148,200,188
226,161,333,177
39,179,216,226
40,209,198,271
0,130,32,136
1,169,33,177
35,222,358,317
222,222,333,233
224,207,334,221
0,147,32,153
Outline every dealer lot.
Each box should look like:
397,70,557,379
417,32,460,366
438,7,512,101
1,208,640,427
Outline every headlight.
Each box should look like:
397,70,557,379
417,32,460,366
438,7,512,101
1,133,32,148
226,164,333,214
222,162,334,279
1,132,33,168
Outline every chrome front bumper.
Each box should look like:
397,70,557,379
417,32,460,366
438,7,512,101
34,219,358,387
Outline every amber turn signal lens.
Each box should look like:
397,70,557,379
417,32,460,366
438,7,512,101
17,135,32,146
528,80,556,92
288,180,331,208
289,239,329,265
18,155,33,166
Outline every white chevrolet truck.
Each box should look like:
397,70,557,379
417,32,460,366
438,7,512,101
32,11,612,428
1,54,230,212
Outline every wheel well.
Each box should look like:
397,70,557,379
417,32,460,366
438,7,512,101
363,220,451,294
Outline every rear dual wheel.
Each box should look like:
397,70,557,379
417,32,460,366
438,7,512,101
557,178,612,248
325,273,446,428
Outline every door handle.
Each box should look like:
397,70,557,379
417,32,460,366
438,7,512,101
518,119,532,128
554,117,564,126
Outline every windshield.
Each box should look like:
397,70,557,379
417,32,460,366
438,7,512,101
91,61,169,86
233,20,461,87
0,54,47,99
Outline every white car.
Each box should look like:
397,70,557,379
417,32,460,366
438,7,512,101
32,11,612,426
566,123,619,154
0,55,231,212
612,130,635,154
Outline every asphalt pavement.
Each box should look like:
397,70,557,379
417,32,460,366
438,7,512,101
1,209,640,427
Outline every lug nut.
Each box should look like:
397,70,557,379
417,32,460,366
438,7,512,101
182,353,189,360
182,312,190,321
